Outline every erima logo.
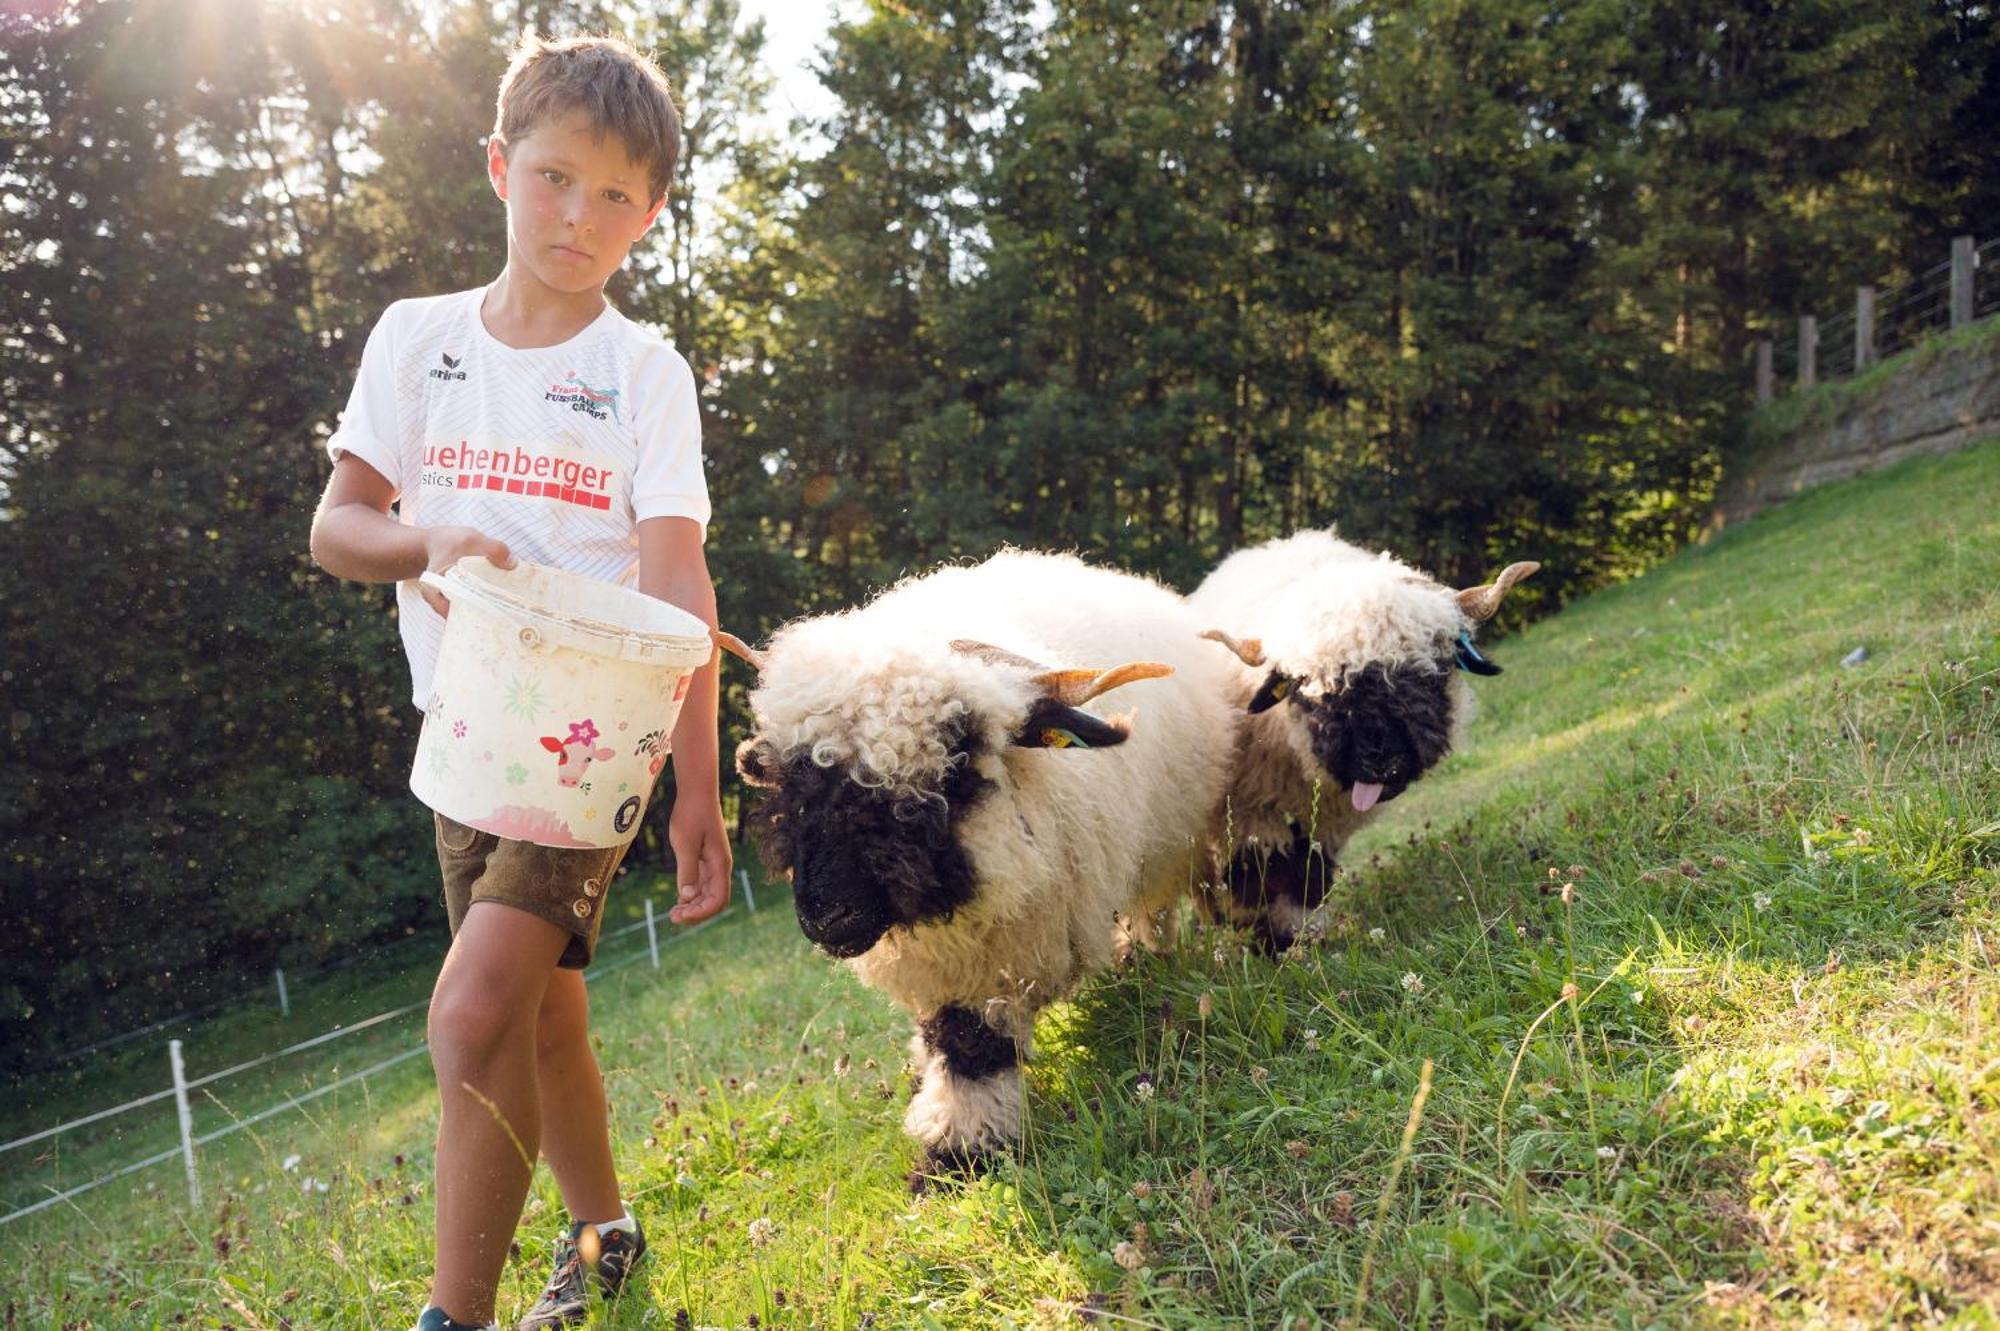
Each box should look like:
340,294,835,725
429,351,468,382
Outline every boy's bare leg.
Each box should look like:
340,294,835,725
535,968,623,1223
427,902,570,1326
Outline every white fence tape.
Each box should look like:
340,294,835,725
0,1000,430,1160
0,902,739,1229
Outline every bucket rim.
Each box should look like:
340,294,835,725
422,559,712,664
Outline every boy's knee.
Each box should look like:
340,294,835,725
428,984,521,1069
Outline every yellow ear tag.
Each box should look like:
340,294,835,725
1271,678,1292,701
1042,727,1083,749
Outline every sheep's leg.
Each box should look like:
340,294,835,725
903,1005,1024,1191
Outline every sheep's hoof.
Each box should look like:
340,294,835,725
907,1143,991,1194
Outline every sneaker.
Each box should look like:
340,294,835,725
588,1217,648,1298
514,1218,648,1329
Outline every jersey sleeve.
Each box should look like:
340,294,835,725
325,304,405,493
630,345,712,536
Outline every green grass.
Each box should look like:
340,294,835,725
7,441,1998,1328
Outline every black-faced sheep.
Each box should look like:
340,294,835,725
722,551,1239,1182
1189,531,1537,950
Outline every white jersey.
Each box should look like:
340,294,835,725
325,287,711,708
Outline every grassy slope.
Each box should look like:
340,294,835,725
10,442,1998,1329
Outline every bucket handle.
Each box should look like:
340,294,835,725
420,569,548,649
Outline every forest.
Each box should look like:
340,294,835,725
3,0,1995,1067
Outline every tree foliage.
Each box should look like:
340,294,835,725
3,0,1992,1068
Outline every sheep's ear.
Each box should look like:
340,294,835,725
735,736,780,787
1247,670,1299,714
1011,699,1131,749
1453,631,1503,676
1454,561,1540,622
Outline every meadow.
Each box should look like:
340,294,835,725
8,441,1997,1328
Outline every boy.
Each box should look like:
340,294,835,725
308,34,729,1331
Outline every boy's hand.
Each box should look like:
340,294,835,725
667,797,733,924
417,527,515,617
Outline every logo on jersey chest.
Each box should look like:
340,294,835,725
429,351,468,382
545,371,622,423
418,441,618,512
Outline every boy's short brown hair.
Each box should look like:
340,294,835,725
494,33,682,203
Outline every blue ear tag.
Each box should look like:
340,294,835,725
1043,727,1087,749
1454,631,1502,676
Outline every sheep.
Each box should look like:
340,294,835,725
721,550,1240,1184
1188,530,1537,950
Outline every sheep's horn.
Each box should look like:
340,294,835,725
1455,561,1541,622
1031,662,1173,706
1198,628,1266,667
952,640,1169,704
715,630,767,671
949,639,1047,671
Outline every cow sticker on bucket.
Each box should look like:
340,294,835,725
542,719,615,788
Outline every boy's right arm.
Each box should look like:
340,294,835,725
309,454,513,612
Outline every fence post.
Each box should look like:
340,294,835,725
274,968,289,1017
1854,287,1875,372
1754,340,1773,405
738,868,755,913
169,1039,200,1208
1797,315,1818,390
645,897,660,969
1950,235,1975,329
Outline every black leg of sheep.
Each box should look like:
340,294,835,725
903,1004,1024,1192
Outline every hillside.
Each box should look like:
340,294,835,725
9,441,1997,1328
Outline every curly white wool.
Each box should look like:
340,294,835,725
1195,530,1469,685
757,616,1011,801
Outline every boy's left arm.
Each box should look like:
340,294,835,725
639,516,732,924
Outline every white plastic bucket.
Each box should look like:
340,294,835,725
410,557,712,849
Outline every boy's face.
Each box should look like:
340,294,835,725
488,111,666,296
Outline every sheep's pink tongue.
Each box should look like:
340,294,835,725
1350,782,1385,813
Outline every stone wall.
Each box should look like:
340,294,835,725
1715,325,2000,525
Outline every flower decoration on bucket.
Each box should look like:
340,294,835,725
567,719,601,747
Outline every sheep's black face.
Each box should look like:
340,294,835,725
1299,661,1455,807
1221,833,1336,953
742,722,993,958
